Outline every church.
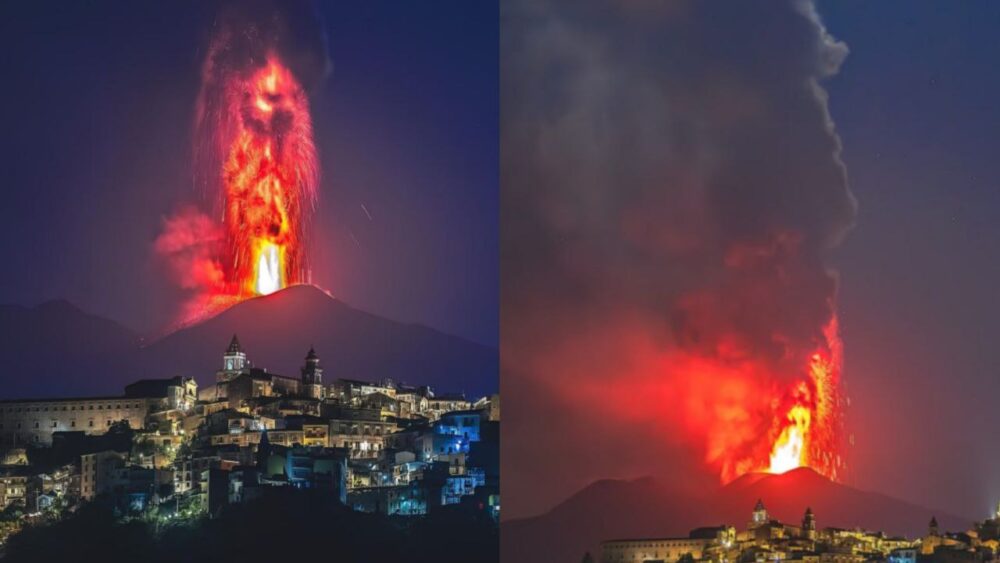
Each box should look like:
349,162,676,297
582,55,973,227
200,334,325,406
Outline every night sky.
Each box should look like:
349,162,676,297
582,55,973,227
822,0,1000,519
0,1,498,346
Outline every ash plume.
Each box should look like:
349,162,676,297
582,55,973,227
155,0,331,331
502,0,857,518
194,0,330,204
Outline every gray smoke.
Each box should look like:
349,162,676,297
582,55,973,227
501,0,856,519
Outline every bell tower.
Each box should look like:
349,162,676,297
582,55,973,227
749,499,769,529
220,334,247,381
301,346,324,399
802,507,816,540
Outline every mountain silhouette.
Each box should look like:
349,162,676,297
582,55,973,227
0,285,496,399
502,467,972,563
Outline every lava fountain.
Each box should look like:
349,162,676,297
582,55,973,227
740,316,844,482
770,316,844,479
219,57,318,298
155,30,321,330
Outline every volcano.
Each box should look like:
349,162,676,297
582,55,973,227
0,285,496,399
501,468,972,563
141,284,497,397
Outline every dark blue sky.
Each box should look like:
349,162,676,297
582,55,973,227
820,0,1000,517
0,1,498,346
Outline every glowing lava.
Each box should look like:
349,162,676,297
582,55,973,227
690,314,845,484
763,316,843,479
769,404,810,474
254,242,283,296
221,59,317,298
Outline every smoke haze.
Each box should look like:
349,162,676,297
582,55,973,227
502,0,857,519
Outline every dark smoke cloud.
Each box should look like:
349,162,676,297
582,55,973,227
502,0,856,519
154,0,330,331
205,0,332,90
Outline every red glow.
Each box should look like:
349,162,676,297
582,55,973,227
545,309,846,486
221,58,317,299
686,315,845,483
158,53,319,329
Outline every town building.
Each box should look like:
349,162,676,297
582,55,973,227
599,501,928,563
0,334,498,537
0,396,159,446
80,450,126,501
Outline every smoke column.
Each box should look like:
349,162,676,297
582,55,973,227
156,0,328,329
502,0,857,516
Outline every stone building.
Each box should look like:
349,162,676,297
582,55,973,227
0,376,194,446
328,417,398,458
301,347,324,400
0,473,27,509
601,536,714,563
0,396,156,446
124,376,197,411
80,450,126,501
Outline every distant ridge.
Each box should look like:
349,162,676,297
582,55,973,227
140,285,497,397
0,285,497,399
502,467,972,563
0,300,141,398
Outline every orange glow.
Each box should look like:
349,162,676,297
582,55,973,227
219,57,317,300
760,315,843,480
700,314,844,483
255,97,273,113
769,404,810,474
154,30,322,331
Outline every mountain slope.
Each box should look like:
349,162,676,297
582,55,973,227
0,300,141,397
0,286,496,399
140,285,497,397
501,468,972,563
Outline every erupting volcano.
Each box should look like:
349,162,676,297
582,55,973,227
674,308,846,486
156,8,324,330
218,57,318,298
758,318,843,481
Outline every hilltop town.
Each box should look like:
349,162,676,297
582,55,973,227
0,335,499,543
598,499,1000,563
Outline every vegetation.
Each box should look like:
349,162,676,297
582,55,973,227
3,488,498,563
